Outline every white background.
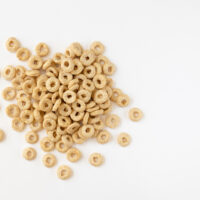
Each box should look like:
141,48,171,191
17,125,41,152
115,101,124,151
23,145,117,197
0,0,200,199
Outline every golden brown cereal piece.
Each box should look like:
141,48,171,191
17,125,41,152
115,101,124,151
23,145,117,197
23,147,36,160
82,79,95,91
33,109,43,122
82,112,89,125
47,130,61,142
20,110,34,124
83,65,96,79
42,153,56,168
90,109,104,116
61,135,73,147
93,74,107,89
72,132,85,144
25,131,38,144
63,90,76,104
56,126,68,135
66,148,81,162
93,62,102,74
77,89,91,103
58,116,71,127
97,55,109,67
106,77,114,87
99,99,111,110
25,69,40,77
89,153,104,167
6,104,20,118
65,48,75,58
72,99,86,112
70,111,84,121
96,130,111,144
42,59,54,70
39,98,53,112
28,55,43,69
15,66,26,78
16,90,30,100
81,125,94,138
90,41,105,56
52,98,61,112
92,118,104,130
53,52,64,64
103,106,112,114
35,42,49,57
46,66,59,77
67,122,80,134
105,114,120,128
55,140,69,153
71,59,84,75
40,137,55,152
46,77,60,92
93,89,108,104
61,57,74,73
111,88,123,102
58,103,72,117
22,79,36,94
68,79,79,88
57,165,72,180
30,121,43,132
32,87,45,100
129,107,143,121
80,50,96,66
2,65,16,80
117,133,131,147
17,97,31,110
6,37,20,52
70,42,83,57
43,118,56,131
116,94,130,107
75,74,86,83
2,87,16,100
12,77,23,90
51,92,59,103
0,129,5,141
103,62,116,75
59,71,73,85
105,86,113,98
16,47,31,61
37,74,48,91
86,101,96,109
58,85,68,98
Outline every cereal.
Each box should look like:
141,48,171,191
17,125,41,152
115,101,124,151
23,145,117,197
96,130,111,144
12,77,23,90
93,89,108,104
67,122,80,134
80,50,96,66
30,121,43,132
2,65,16,80
33,109,43,122
61,58,74,73
35,42,49,57
82,112,89,125
43,118,56,131
89,153,104,167
58,116,71,127
77,89,91,103
63,90,76,104
59,71,72,85
6,37,20,52
58,103,72,116
46,77,60,92
40,137,55,152
32,87,45,100
71,59,83,75
66,148,81,162
70,111,84,121
16,47,30,61
117,133,131,147
93,74,107,89
81,125,94,138
42,59,54,70
97,55,109,67
26,69,40,77
105,114,120,128
42,153,56,168
72,133,85,144
129,108,143,121
103,62,116,75
57,165,72,180
47,130,61,142
46,67,58,77
52,98,61,112
28,55,43,69
15,66,26,78
82,79,95,91
55,140,69,153
84,65,96,79
0,129,5,141
22,79,36,94
23,147,36,160
70,42,83,57
72,99,86,112
39,98,53,112
61,135,73,147
20,110,34,124
111,88,122,102
17,97,31,110
53,52,64,64
2,87,16,100
25,131,38,144
116,94,130,107
90,41,104,56
6,104,20,118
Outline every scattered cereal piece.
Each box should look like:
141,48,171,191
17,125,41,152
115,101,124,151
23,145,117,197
2,65,16,80
89,153,104,167
6,37,20,52
105,114,120,128
0,129,5,141
129,108,143,121
96,130,111,144
16,47,31,61
117,133,131,147
23,147,36,160
35,42,49,57
42,153,56,168
57,165,72,180
66,147,81,162
25,131,38,144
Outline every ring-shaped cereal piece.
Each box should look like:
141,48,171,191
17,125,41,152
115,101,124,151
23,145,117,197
40,137,55,152
61,135,73,147
69,42,83,57
81,124,94,138
37,75,48,91
57,165,72,180
87,105,100,113
93,74,107,89
86,101,96,109
103,106,112,114
44,112,57,120
97,55,109,67
16,90,30,100
93,62,102,74
6,104,20,118
47,130,61,142
22,79,36,94
106,77,114,87
77,89,91,103
83,65,96,79
56,126,68,135
12,118,25,132
32,87,45,100
26,69,40,77
111,88,123,102
67,122,80,134
65,48,75,58
105,114,120,128
55,140,69,153
59,85,68,98
52,98,62,112
42,59,55,70
6,37,20,52
42,153,56,168
51,92,59,103
90,41,105,56
28,55,43,69
16,47,31,61
82,112,89,125
59,71,73,85
82,79,95,92
0,129,5,141
30,121,43,132
103,62,116,76
75,74,86,83
90,109,104,116
117,133,131,147
17,97,31,110
23,147,36,160
58,116,71,127
99,100,111,109
25,131,39,144
12,77,23,90
63,90,76,104
2,65,16,80
71,59,84,75
80,50,96,66
35,42,49,57
72,133,86,144
43,118,57,131
70,111,84,121
93,89,108,104
2,87,16,100
20,110,34,124
66,147,81,162
58,103,72,117
61,57,74,73
96,130,111,144
39,98,53,112
46,77,60,92
129,108,143,121
33,109,43,122
89,153,104,167
72,99,86,112
46,66,59,77
116,94,130,107
105,86,113,98
92,118,104,130
53,52,64,64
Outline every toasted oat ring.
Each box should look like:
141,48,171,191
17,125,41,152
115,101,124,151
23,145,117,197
25,131,38,144
61,57,74,73
93,89,108,104
96,130,111,144
12,77,23,90
23,147,36,160
51,92,59,103
105,114,120,128
106,77,114,87
93,74,107,89
81,125,94,138
82,112,89,125
0,129,5,141
46,66,58,77
89,153,104,167
53,52,64,64
97,55,109,67
86,101,96,109
35,42,49,57
65,48,75,58
117,133,131,147
43,118,56,131
28,55,43,69
67,122,80,134
66,148,81,162
6,104,20,118
46,77,60,92
93,62,102,74
22,80,36,94
40,137,55,152
2,65,16,80
61,135,73,147
71,59,83,75
129,108,143,121
42,59,55,70
111,88,123,102
105,86,113,98
116,94,130,107
92,118,104,130
42,154,56,168
72,99,86,112
99,100,111,109
56,126,68,135
17,97,31,110
70,111,84,121
6,37,20,52
75,74,86,83
58,116,71,127
33,109,43,122
20,110,34,124
82,79,95,91
16,90,30,99
47,130,61,142
59,71,73,85
59,85,68,98
90,109,104,116
37,75,48,91
58,103,72,117
87,105,99,113
83,65,96,79
80,50,96,66
77,89,91,103
30,121,43,132
25,70,40,77
90,41,105,56
52,99,61,112
39,98,53,112
72,133,86,144
103,62,116,75
16,47,31,61
57,165,72,180
55,140,69,153
12,118,25,132
63,90,76,104
32,87,45,100
2,87,16,100
70,42,83,56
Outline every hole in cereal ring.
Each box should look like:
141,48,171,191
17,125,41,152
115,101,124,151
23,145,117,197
64,61,69,67
86,56,89,60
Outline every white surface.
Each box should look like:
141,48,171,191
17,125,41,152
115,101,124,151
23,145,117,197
0,0,200,199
